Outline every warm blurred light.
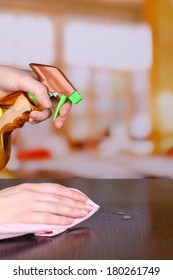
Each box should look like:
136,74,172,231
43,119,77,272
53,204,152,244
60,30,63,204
80,0,145,5
95,0,146,4
64,21,152,71
156,91,173,133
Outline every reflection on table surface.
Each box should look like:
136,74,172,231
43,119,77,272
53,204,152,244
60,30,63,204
1,178,173,259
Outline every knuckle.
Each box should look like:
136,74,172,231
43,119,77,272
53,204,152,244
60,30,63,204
17,184,34,199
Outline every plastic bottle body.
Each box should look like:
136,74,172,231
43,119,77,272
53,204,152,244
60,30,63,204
0,92,38,170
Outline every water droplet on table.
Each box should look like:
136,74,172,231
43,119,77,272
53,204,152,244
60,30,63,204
117,211,124,215
122,215,132,220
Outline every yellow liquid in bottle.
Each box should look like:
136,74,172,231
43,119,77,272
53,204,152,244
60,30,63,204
0,92,39,170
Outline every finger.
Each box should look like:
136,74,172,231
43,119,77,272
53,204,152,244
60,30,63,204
18,74,52,108
29,108,52,123
26,212,74,225
59,100,72,117
54,116,66,129
53,101,72,129
33,201,91,219
20,183,88,202
33,192,92,211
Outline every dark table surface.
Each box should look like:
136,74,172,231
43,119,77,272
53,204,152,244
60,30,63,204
0,178,173,260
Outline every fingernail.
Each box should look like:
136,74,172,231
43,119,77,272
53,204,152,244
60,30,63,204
57,120,63,128
29,118,36,124
80,210,89,215
43,98,51,108
85,204,93,211
80,194,88,201
29,117,34,122
59,122,63,128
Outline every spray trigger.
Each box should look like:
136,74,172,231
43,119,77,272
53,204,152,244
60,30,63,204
28,90,82,121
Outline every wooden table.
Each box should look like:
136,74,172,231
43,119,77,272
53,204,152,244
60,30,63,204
0,178,173,260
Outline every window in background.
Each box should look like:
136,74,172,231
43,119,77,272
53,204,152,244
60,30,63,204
0,13,55,67
64,20,152,70
62,19,153,150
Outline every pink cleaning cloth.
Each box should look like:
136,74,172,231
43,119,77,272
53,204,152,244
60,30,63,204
0,190,99,240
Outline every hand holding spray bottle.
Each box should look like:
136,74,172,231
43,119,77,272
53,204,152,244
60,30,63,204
0,63,82,170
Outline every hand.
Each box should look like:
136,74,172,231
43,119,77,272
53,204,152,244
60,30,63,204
0,66,72,128
0,183,93,225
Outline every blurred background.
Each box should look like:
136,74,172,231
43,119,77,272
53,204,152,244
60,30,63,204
0,0,173,179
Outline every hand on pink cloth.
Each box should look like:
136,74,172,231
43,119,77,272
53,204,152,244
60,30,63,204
0,190,99,240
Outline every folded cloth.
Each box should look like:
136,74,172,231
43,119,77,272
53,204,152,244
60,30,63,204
0,190,99,240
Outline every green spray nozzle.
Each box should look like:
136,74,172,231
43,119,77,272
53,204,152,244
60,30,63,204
27,90,83,120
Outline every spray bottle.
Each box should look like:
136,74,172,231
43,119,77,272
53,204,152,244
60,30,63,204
0,63,82,170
